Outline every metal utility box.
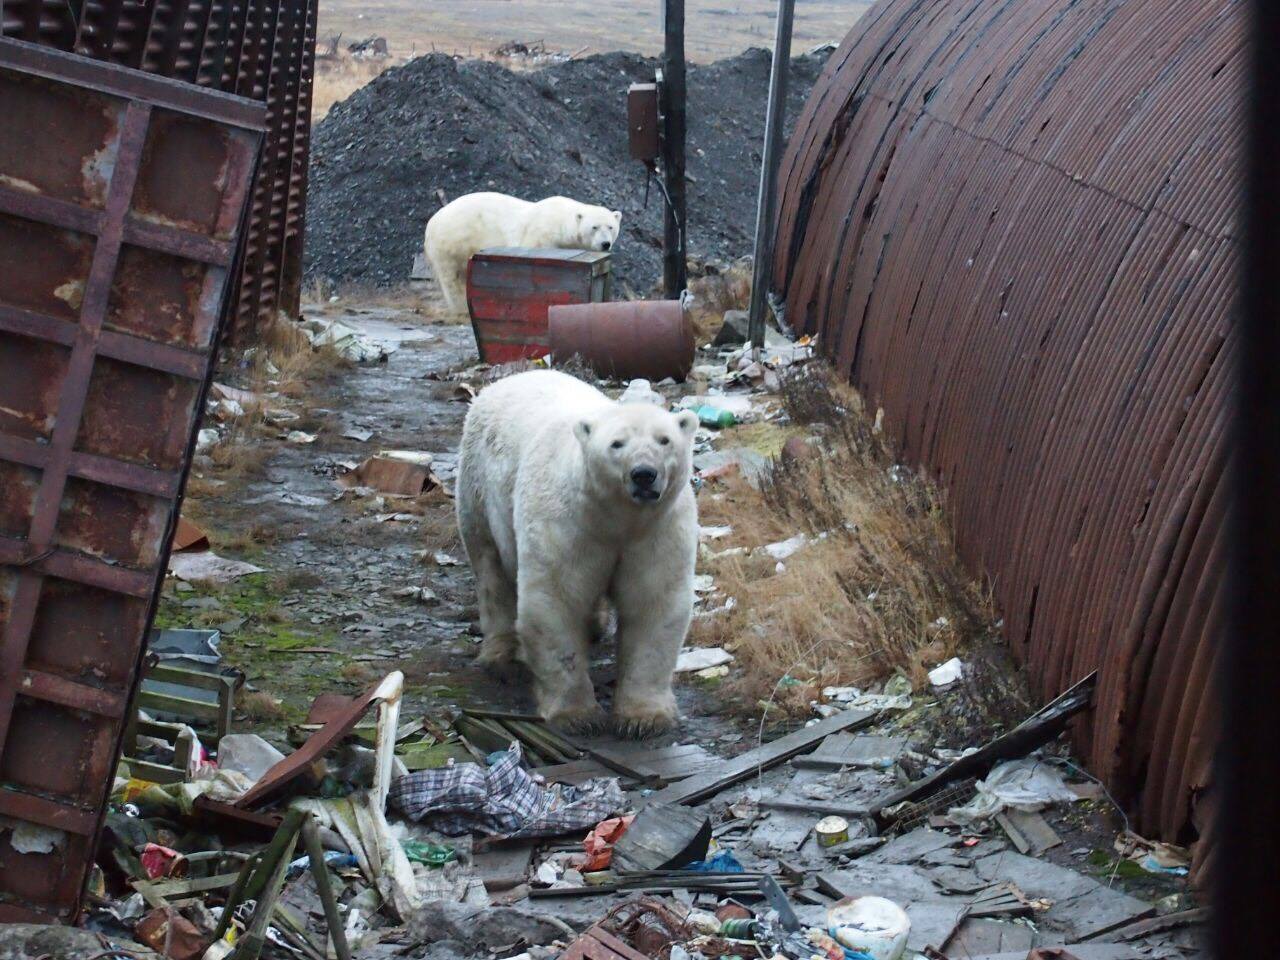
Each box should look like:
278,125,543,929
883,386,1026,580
627,82,660,162
0,39,263,924
465,248,611,364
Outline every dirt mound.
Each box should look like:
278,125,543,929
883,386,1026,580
304,48,827,294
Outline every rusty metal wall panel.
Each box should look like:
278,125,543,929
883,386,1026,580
772,0,1240,850
2,0,317,342
0,37,263,923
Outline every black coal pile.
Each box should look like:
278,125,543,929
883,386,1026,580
304,48,828,293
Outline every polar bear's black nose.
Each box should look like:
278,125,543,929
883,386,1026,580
601,240,612,250
630,466,657,488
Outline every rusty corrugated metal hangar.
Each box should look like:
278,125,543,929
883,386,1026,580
773,0,1240,859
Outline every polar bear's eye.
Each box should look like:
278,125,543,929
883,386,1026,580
610,439,625,450
658,436,671,446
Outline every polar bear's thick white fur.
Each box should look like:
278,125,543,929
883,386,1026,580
456,370,698,736
424,193,622,314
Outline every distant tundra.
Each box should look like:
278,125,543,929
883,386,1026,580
423,192,622,314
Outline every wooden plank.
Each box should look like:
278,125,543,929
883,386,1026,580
474,842,537,892
794,734,907,770
537,758,612,786
943,917,1034,956
612,805,710,872
758,799,869,818
904,901,968,954
134,870,243,900
996,809,1062,856
1110,907,1210,941
644,709,878,807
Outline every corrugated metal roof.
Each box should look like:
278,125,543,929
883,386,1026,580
773,0,1239,850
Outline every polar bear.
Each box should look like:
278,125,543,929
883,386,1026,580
456,370,697,736
424,193,622,314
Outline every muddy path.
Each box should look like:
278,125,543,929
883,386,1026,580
161,308,744,748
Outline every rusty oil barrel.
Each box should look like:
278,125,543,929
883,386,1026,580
548,300,695,382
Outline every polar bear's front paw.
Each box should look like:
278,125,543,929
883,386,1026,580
547,704,609,736
476,633,519,675
613,703,677,740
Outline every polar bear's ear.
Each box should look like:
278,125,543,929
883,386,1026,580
675,410,698,436
612,210,622,224
573,417,595,446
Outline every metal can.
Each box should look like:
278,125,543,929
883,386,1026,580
815,815,850,847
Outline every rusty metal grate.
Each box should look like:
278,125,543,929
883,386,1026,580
0,37,264,923
2,0,317,343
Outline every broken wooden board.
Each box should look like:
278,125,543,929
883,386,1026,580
944,917,1035,956
644,709,878,806
971,852,1153,940
748,811,814,856
1108,907,1209,941
793,733,908,771
904,901,968,954
473,841,536,892
817,864,953,905
612,805,711,872
865,828,958,864
539,743,720,786
997,808,1062,855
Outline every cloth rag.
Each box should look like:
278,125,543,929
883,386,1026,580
388,742,625,838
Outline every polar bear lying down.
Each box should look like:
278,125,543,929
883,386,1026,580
424,192,622,315
456,370,698,736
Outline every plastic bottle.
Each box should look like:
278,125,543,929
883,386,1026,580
695,404,736,429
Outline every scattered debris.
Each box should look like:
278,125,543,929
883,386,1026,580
674,646,735,673
338,450,440,496
168,550,265,585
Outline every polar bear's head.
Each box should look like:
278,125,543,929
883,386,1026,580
575,205,623,252
574,403,697,505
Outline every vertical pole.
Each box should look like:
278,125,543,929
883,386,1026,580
661,0,687,299
1219,2,1280,956
747,0,796,348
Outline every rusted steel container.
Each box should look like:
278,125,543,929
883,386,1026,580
0,38,263,924
466,247,612,364
770,0,1241,857
548,300,695,382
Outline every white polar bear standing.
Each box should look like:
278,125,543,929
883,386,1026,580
424,193,622,314
456,370,698,736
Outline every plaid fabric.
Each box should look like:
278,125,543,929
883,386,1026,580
388,742,625,839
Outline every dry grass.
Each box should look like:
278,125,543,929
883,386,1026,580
190,316,350,499
691,364,998,716
416,498,464,554
238,690,286,721
686,258,753,345
341,661,377,682
312,55,396,121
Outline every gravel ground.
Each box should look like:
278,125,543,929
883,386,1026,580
304,48,828,293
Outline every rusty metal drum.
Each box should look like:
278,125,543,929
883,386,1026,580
548,300,695,382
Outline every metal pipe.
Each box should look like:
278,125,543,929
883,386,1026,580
302,818,354,960
661,0,688,299
747,0,796,348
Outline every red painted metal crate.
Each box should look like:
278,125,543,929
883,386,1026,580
0,38,263,924
465,247,611,364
